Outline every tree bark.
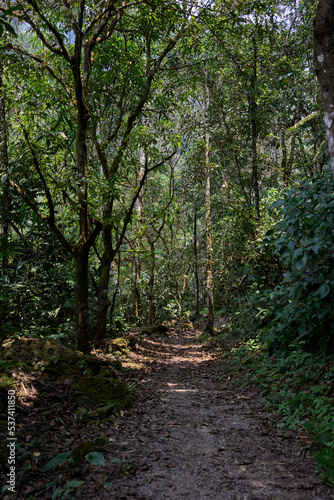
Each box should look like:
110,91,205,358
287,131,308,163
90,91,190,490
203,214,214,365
148,240,155,327
314,1,334,178
249,37,260,219
75,244,91,354
205,128,214,333
94,215,113,345
133,159,145,320
71,14,98,352
72,72,92,351
109,256,120,329
280,125,287,182
94,155,148,343
194,211,200,315
133,253,141,319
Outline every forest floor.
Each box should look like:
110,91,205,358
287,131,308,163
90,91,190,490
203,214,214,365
2,320,334,499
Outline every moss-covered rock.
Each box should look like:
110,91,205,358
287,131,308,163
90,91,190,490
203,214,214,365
141,326,156,335
89,404,117,419
43,357,114,382
105,338,128,354
1,338,78,364
162,319,177,330
0,372,17,390
125,336,140,349
112,350,123,357
141,323,169,335
180,320,193,330
72,375,131,407
1,338,116,379
0,338,129,412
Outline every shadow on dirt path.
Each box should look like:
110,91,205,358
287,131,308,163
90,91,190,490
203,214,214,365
87,326,334,500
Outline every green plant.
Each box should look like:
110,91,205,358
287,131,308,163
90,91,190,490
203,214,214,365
42,436,109,473
261,170,334,354
51,479,85,499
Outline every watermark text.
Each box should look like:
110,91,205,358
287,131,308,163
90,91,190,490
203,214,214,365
6,389,16,494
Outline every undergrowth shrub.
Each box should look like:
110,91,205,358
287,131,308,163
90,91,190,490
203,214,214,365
260,169,334,353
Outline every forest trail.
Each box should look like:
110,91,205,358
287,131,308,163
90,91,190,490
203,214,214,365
85,325,334,500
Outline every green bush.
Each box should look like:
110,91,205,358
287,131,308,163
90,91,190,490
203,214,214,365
260,170,334,353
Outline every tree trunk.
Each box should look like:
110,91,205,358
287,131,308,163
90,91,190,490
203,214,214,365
194,211,200,315
71,20,94,352
133,159,145,320
75,244,91,354
314,1,334,178
94,217,113,345
0,67,10,269
109,256,120,329
280,125,288,182
250,37,260,219
148,240,155,327
286,134,296,183
74,115,91,351
205,129,214,333
133,254,141,320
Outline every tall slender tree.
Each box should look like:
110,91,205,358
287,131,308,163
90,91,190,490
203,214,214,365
314,0,334,178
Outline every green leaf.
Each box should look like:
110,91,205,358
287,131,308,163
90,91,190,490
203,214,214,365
52,488,64,500
5,6,23,13
317,283,330,299
64,479,84,489
72,441,93,464
272,199,285,208
42,451,71,472
295,255,308,270
293,247,303,259
85,451,105,466
0,18,17,36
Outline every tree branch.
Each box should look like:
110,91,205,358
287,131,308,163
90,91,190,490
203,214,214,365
9,178,74,255
108,22,188,177
21,1,72,62
16,113,55,223
0,43,74,103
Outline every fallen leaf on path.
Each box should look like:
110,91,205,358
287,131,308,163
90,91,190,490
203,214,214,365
250,480,268,488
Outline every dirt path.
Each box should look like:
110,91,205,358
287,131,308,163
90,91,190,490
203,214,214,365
85,327,334,500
